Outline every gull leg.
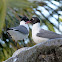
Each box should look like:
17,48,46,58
23,39,27,47
15,41,18,50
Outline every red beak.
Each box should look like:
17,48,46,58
25,21,31,24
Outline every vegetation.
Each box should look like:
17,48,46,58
0,0,62,62
0,0,6,37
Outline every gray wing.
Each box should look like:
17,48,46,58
37,29,62,39
8,25,29,34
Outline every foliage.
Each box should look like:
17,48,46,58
0,0,6,37
59,16,62,22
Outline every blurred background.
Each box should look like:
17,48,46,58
0,0,62,62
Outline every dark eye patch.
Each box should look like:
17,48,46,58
32,18,34,20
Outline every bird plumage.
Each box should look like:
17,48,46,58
32,23,48,43
7,25,29,34
37,29,62,39
7,16,29,49
7,22,29,41
30,17,62,43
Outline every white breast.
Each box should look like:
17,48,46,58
32,23,48,43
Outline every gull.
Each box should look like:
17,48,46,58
30,17,62,43
7,16,30,49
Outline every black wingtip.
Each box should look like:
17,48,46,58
7,28,13,30
7,28,10,30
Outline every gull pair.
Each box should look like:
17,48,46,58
7,16,62,48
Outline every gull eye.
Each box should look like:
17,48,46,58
32,18,34,20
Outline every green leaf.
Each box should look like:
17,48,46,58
7,0,36,9
59,16,62,22
0,0,6,36
45,21,55,32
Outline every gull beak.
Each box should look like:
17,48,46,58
25,21,31,24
